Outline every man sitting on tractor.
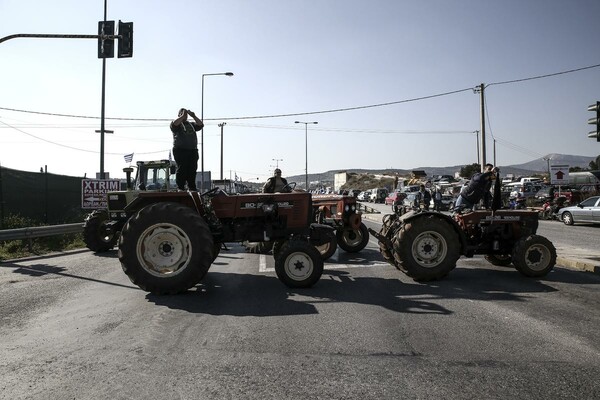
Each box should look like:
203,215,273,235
263,168,291,193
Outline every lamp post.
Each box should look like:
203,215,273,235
295,121,318,190
272,158,283,169
473,130,480,165
201,71,233,191
218,122,226,180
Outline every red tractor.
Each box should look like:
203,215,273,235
84,164,334,294
371,176,557,281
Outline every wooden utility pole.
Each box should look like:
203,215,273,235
478,83,487,171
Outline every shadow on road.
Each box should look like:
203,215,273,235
0,261,139,290
144,262,586,317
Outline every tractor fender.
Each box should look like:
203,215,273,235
347,213,362,231
398,211,468,255
309,223,336,246
124,192,199,214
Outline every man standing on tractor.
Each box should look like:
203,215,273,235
455,163,499,211
171,108,204,191
263,168,290,193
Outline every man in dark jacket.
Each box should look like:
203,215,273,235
263,168,290,193
171,108,204,191
455,164,498,211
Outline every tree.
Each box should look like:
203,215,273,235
459,163,481,178
589,155,600,171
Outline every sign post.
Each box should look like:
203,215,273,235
82,179,120,209
550,164,569,197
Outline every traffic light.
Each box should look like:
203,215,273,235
118,21,133,58
588,101,600,142
97,20,115,58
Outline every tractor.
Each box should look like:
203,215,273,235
370,175,557,281
83,165,334,294
244,193,370,260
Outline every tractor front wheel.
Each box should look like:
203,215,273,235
512,235,556,277
336,222,369,253
393,216,460,281
83,210,119,252
274,240,323,288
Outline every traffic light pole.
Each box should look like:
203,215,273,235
100,0,108,179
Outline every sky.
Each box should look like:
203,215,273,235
1,0,600,183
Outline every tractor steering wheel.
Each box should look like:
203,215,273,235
281,182,297,193
201,187,221,198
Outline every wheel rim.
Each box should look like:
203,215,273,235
284,251,314,281
524,244,552,272
563,213,572,225
136,223,192,277
411,230,448,268
341,229,363,247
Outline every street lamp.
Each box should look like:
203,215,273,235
295,121,318,190
201,71,234,191
218,122,226,180
272,158,283,168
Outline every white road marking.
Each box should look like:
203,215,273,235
259,254,268,272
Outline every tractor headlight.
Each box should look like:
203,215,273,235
345,205,350,212
351,205,356,211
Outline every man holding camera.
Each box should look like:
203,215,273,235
455,163,499,211
171,108,204,191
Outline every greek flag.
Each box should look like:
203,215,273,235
124,153,134,163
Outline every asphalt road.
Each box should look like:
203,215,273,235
1,218,600,399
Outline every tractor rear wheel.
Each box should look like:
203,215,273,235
512,235,556,277
118,202,214,295
336,222,369,253
274,240,323,288
83,210,118,252
379,214,398,267
393,216,460,281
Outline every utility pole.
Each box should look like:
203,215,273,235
218,122,226,180
478,83,487,171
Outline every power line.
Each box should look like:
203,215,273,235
1,87,474,122
0,119,168,156
2,62,599,123
487,63,600,88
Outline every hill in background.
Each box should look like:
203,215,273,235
278,153,596,190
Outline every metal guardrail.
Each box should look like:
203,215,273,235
0,223,84,242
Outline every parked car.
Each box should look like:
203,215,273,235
558,196,600,225
348,189,361,198
430,194,455,211
401,185,420,193
402,193,419,209
509,182,544,201
369,188,388,203
385,191,406,206
357,191,370,202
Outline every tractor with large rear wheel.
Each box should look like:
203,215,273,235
370,175,556,281
83,164,334,294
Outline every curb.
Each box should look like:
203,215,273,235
556,256,600,274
